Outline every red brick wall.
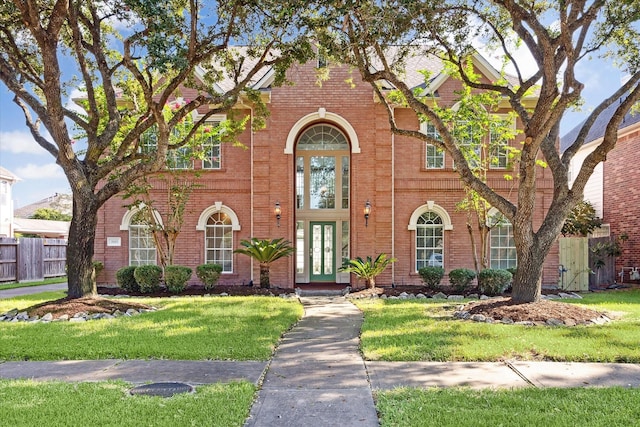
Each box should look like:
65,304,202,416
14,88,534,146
95,59,559,288
603,128,640,277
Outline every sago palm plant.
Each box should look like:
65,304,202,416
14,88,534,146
234,238,295,288
340,253,396,289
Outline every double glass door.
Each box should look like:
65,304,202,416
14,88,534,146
309,222,335,282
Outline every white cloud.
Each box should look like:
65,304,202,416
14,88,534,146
15,162,65,180
0,129,50,155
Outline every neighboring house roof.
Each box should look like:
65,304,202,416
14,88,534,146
0,166,20,183
13,217,70,238
14,193,73,219
560,95,640,152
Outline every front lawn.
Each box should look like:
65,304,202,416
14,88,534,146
354,290,640,362
0,379,255,427
0,293,302,361
376,386,640,427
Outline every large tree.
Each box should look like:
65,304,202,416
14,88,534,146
317,0,640,303
0,0,314,298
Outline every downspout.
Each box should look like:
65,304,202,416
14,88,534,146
249,106,255,284
391,107,396,284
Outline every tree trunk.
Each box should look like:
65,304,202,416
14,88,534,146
367,277,375,289
510,246,545,303
259,264,270,289
66,196,99,298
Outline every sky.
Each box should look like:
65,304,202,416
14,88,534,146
0,50,628,209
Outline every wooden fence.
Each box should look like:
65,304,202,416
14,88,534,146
558,237,590,291
588,236,617,288
0,237,67,283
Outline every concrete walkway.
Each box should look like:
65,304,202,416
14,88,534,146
244,296,379,426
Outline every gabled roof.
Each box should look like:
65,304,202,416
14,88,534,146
371,48,522,96
0,166,20,183
13,217,70,238
560,95,640,152
196,46,279,93
14,193,73,218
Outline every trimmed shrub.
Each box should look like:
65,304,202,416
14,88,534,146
448,268,476,292
116,266,138,292
165,265,192,294
477,268,512,296
418,266,445,290
196,263,223,290
134,265,163,293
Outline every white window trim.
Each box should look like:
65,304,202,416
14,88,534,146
408,202,453,231
120,205,163,230
284,108,361,154
196,202,241,231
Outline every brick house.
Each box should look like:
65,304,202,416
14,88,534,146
95,52,559,288
562,97,640,283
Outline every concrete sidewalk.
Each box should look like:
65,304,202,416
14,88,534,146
2,358,639,390
0,282,67,299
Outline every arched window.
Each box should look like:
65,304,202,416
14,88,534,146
129,211,156,266
205,212,233,272
416,211,444,270
296,124,350,210
409,203,452,272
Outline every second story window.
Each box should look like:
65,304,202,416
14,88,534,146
140,120,223,170
455,120,482,169
202,122,222,170
489,117,515,170
420,122,444,169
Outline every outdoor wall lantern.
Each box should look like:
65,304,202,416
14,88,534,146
364,200,372,227
274,202,282,227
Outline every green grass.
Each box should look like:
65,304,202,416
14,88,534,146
354,289,640,362
0,294,303,361
376,387,640,427
0,277,66,291
0,379,255,427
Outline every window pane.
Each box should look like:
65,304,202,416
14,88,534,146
205,212,233,272
296,221,305,274
297,125,348,150
296,157,305,209
167,146,193,169
416,211,444,271
489,123,509,169
129,213,156,266
489,219,517,269
341,156,349,209
310,156,335,209
421,123,444,169
455,121,482,168
203,138,221,169
341,221,349,267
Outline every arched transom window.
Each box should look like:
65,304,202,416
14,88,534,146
297,124,349,150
